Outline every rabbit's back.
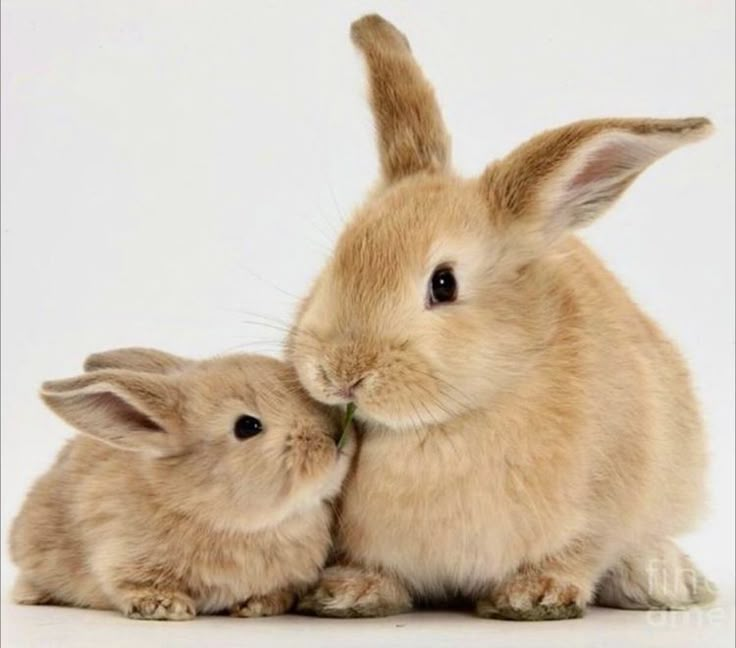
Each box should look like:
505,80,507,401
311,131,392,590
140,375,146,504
559,235,707,537
10,438,113,607
507,235,707,542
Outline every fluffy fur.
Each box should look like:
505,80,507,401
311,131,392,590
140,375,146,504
10,349,355,620
289,14,715,620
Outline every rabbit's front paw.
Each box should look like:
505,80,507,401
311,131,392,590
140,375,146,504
231,590,295,617
477,572,585,621
122,591,196,621
297,565,411,618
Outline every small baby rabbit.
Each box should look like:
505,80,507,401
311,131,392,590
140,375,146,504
10,348,354,620
290,15,714,620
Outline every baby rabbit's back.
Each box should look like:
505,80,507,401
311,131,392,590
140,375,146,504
10,437,122,607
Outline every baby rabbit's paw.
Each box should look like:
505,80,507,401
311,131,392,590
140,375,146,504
297,565,411,618
122,590,196,621
477,572,585,621
230,590,295,618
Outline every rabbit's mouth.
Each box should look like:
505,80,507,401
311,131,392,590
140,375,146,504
296,358,469,432
277,432,355,512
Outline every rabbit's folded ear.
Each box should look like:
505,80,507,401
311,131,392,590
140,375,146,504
40,370,185,455
351,14,451,183
84,347,191,374
482,117,712,240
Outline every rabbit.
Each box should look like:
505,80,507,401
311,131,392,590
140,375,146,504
9,348,355,620
288,14,715,620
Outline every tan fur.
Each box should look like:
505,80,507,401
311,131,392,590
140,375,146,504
10,349,355,620
288,15,714,619
350,14,451,182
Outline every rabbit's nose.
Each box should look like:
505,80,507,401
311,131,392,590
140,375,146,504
319,365,366,402
336,377,365,400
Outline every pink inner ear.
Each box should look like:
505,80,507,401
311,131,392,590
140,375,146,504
87,392,163,432
568,142,638,190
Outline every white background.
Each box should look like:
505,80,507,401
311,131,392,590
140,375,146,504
1,1,733,646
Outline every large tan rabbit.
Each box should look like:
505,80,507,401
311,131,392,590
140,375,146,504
290,15,715,620
10,348,354,620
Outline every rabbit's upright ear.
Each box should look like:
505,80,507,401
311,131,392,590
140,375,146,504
482,117,712,240
351,14,451,183
40,370,185,455
84,347,191,374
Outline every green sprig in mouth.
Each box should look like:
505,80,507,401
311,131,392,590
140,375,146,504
337,402,356,450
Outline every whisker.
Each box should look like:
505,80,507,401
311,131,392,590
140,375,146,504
234,265,303,301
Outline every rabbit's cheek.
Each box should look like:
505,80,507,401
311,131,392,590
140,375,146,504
352,366,462,430
286,432,336,483
292,354,335,405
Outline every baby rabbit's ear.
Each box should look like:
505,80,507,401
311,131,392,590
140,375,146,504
40,370,184,455
84,347,191,374
482,117,712,240
351,14,451,183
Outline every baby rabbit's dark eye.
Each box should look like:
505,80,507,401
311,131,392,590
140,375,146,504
429,266,457,306
234,415,263,440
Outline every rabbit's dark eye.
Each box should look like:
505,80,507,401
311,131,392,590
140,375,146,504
429,266,457,306
234,415,263,440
